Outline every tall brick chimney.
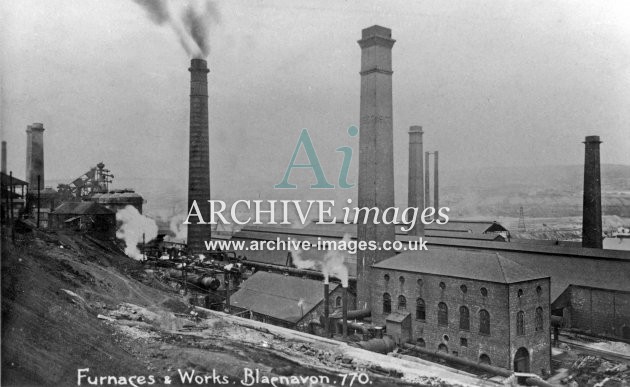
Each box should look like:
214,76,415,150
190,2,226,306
356,26,396,308
27,123,45,188
408,126,424,237
1,141,6,174
582,135,602,249
424,151,431,209
187,59,211,254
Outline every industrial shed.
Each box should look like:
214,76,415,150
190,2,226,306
229,271,354,332
49,201,115,239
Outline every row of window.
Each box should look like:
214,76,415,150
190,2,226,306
414,339,492,365
384,275,544,298
383,294,545,334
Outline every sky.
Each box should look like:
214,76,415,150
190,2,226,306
2,0,630,210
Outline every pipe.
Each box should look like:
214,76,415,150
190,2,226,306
582,135,603,248
403,343,554,387
240,260,356,283
342,287,348,338
37,175,41,228
324,281,330,337
337,320,371,336
329,308,371,320
354,336,395,354
434,151,439,211
225,270,230,312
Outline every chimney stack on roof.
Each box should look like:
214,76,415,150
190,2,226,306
408,126,424,236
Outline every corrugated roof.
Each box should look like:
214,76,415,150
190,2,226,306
53,201,114,215
230,271,338,324
373,247,548,284
1,172,28,186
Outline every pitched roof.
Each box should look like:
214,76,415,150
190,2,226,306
230,271,338,324
373,247,547,284
1,172,28,186
52,201,114,215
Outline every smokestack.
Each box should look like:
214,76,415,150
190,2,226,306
356,25,396,308
425,152,431,209
434,151,439,211
187,59,211,255
408,126,424,236
582,136,603,249
342,286,348,338
28,123,45,189
323,279,330,337
1,141,6,174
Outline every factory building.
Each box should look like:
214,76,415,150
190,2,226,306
230,271,356,333
1,173,28,221
49,201,116,239
551,285,630,340
371,248,551,374
91,189,144,214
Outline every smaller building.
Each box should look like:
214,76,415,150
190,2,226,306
1,172,28,221
49,201,116,239
552,284,630,340
229,271,355,333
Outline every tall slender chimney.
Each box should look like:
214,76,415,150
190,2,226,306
187,59,211,255
434,150,439,211
424,151,431,209
323,279,330,337
25,125,32,183
28,123,45,189
356,26,396,308
408,126,424,236
1,141,6,174
342,286,348,338
582,136,602,248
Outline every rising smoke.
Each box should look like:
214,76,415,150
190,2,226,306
289,234,351,287
132,0,220,58
116,205,159,260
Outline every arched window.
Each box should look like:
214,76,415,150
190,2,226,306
382,293,391,314
517,311,525,335
416,298,426,320
459,306,470,331
416,338,426,347
438,343,448,353
535,307,543,332
517,289,524,297
479,309,490,335
439,281,446,290
399,276,405,286
480,287,488,297
479,354,491,365
460,284,468,294
335,296,342,308
438,302,448,326
384,274,390,282
397,295,407,310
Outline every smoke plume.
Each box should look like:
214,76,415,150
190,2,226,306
116,205,158,260
132,0,220,58
289,234,351,287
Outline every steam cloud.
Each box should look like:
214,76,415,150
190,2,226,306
132,0,220,58
116,205,159,260
290,234,351,287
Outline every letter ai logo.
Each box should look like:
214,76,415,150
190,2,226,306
275,126,358,189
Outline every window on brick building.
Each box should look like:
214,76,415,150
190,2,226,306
439,282,446,290
417,278,423,287
479,354,491,365
479,309,490,335
398,295,407,311
416,338,426,347
536,286,542,296
535,307,543,331
416,298,426,320
383,293,391,314
335,296,342,308
517,311,525,335
480,287,488,297
460,337,468,347
399,276,405,286
384,274,390,282
459,306,470,331
438,302,448,326
460,284,467,294
517,289,523,297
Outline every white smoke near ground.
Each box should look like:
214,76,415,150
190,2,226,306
166,213,188,241
132,0,220,58
116,205,159,260
289,233,351,288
